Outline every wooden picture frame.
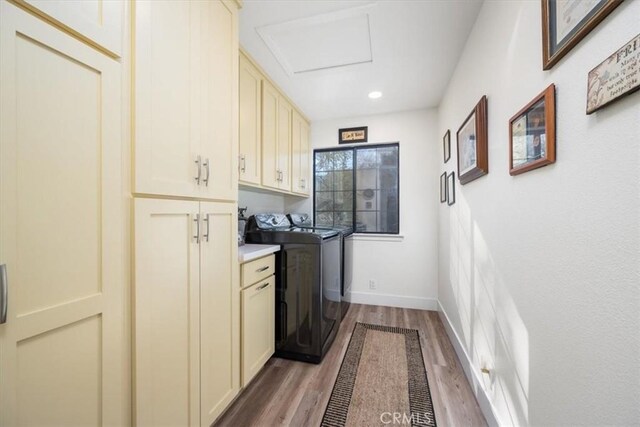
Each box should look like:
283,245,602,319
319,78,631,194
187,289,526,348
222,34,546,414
509,84,556,176
440,172,447,203
456,96,488,185
541,0,622,70
443,130,451,163
338,126,368,144
446,172,456,206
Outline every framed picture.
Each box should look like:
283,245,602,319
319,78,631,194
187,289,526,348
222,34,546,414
541,0,622,70
339,126,368,144
587,33,640,114
443,130,451,163
509,84,556,176
440,172,447,203
446,172,456,206
456,96,488,185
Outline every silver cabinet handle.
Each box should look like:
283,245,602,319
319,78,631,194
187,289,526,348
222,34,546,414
241,155,246,173
195,155,202,185
203,214,210,242
193,214,200,244
300,178,305,189
256,266,269,273
203,158,210,187
1,264,7,324
256,282,270,291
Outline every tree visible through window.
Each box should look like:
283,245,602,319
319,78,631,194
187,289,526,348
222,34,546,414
314,143,399,234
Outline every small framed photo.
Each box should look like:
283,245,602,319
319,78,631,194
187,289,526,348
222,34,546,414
339,126,368,144
440,172,447,203
509,84,556,176
443,130,451,163
446,172,456,206
457,96,488,185
541,0,622,70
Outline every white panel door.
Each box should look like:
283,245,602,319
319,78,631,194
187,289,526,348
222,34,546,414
0,3,125,426
134,198,200,427
15,0,124,57
199,202,239,426
199,0,238,202
291,111,310,196
239,52,262,185
241,276,275,387
134,0,201,198
261,80,280,190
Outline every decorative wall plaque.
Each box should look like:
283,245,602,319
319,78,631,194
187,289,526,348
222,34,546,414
587,33,640,114
338,126,368,144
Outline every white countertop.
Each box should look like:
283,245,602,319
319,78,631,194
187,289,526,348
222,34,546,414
238,244,280,263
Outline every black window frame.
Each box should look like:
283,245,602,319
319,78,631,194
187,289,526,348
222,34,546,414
313,142,400,235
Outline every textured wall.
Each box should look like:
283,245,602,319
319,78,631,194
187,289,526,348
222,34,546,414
437,1,640,425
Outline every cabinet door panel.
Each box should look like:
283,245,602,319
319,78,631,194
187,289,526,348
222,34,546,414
134,199,200,427
291,111,310,195
241,276,275,387
134,0,200,198
15,0,123,56
300,119,311,196
277,98,292,191
261,80,280,189
239,53,262,185
199,0,237,201
0,3,125,425
200,202,239,426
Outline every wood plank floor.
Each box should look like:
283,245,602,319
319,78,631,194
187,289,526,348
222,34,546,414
215,304,487,427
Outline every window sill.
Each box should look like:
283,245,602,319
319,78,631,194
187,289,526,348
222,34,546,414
351,233,404,242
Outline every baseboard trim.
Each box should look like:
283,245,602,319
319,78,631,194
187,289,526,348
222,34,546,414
437,301,501,427
349,292,438,310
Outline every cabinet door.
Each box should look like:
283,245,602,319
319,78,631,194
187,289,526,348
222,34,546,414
0,3,126,425
134,0,201,198
241,276,275,387
291,111,310,195
239,53,262,186
134,198,200,427
14,0,123,57
261,80,280,190
277,97,293,191
199,0,238,202
199,202,239,426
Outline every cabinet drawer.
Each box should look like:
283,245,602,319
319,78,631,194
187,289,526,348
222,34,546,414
241,275,275,387
241,254,275,288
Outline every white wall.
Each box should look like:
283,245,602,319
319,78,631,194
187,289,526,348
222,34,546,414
437,1,640,426
238,188,288,217
286,109,440,310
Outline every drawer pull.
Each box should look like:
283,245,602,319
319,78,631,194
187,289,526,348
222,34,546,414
256,282,270,291
256,266,270,273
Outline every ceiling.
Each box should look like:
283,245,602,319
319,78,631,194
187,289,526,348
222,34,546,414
239,0,484,121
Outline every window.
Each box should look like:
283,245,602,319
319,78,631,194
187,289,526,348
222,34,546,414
314,143,399,234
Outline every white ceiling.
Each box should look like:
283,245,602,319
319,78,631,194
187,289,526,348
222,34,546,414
239,0,484,121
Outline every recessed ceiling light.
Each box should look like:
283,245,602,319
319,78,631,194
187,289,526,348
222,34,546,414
368,91,382,99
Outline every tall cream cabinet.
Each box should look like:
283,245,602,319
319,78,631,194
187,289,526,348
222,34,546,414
239,53,262,185
12,0,124,57
0,2,127,426
134,0,238,202
262,79,292,191
134,199,239,427
292,110,311,196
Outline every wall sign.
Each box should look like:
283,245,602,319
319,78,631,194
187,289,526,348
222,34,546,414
587,33,640,114
338,126,368,144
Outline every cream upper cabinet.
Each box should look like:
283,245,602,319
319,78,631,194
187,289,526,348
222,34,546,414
262,80,292,192
134,0,237,202
199,1,238,202
134,199,239,427
277,97,293,192
14,0,124,57
239,52,262,185
292,111,311,196
0,3,126,425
